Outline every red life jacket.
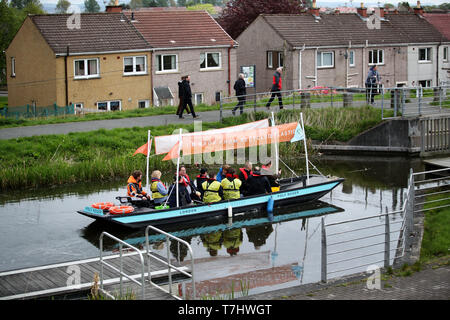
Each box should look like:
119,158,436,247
239,168,252,180
226,173,239,180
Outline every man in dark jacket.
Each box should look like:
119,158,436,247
179,75,199,119
167,176,193,208
245,167,272,196
232,73,247,115
265,67,283,110
365,65,380,104
176,76,189,116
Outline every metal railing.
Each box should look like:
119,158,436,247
218,85,450,122
321,166,438,283
0,103,75,119
412,167,450,214
145,225,196,300
99,232,146,300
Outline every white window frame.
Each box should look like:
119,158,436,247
368,49,384,65
194,93,204,106
11,57,15,77
277,52,284,68
74,58,100,79
123,55,147,75
138,100,150,108
443,46,448,62
96,100,121,111
155,54,178,74
267,51,273,69
349,50,355,67
317,51,334,68
418,47,432,63
200,52,221,70
418,80,432,88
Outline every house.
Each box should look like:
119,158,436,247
123,8,238,106
423,12,450,85
236,2,449,93
6,13,152,111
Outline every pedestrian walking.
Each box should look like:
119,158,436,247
179,75,199,119
176,76,185,116
266,67,283,110
232,73,247,116
365,65,381,104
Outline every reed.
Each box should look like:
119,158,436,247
0,108,388,190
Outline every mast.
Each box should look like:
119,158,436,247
271,112,279,175
146,130,152,199
300,113,310,185
176,128,182,207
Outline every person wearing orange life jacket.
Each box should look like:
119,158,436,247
127,170,150,200
265,67,283,110
150,170,168,204
221,167,242,200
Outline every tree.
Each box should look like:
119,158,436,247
84,0,100,12
129,0,143,9
55,0,71,13
187,3,216,14
217,0,306,39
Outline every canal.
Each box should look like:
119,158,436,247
0,155,424,298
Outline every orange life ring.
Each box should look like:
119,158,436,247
91,202,114,210
108,206,134,215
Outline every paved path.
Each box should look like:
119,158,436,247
244,260,450,300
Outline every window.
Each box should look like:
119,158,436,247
194,93,203,106
419,48,431,62
418,80,431,88
200,52,221,70
349,51,355,67
97,100,121,111
266,51,284,69
11,57,15,77
267,52,273,69
138,100,149,108
156,54,177,72
74,58,99,79
317,51,334,68
443,47,448,62
124,56,147,75
368,49,383,65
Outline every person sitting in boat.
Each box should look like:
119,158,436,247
216,164,230,183
127,170,150,201
150,170,168,205
238,161,252,196
261,160,281,191
195,168,209,198
202,174,224,204
179,165,201,201
245,167,272,196
221,167,242,200
167,175,193,208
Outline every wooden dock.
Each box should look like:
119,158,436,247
0,250,189,300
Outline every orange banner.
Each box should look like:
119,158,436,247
133,139,152,156
163,122,298,161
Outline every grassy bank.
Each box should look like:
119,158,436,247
0,107,391,191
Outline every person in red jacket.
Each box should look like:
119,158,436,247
266,67,284,110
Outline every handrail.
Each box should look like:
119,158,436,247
99,232,146,300
145,225,196,300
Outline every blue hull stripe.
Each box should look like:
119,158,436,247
112,180,340,225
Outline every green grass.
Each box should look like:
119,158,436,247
0,96,7,109
0,108,389,190
420,192,450,261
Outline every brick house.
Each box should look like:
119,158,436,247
6,13,152,111
236,3,449,93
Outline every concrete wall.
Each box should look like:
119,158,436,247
6,18,57,107
152,47,237,106
236,17,286,94
56,51,152,111
408,45,438,87
438,44,450,85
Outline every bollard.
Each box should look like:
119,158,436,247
301,92,310,109
343,93,353,108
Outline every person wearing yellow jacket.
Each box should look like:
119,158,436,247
150,170,168,204
201,174,224,203
220,167,242,200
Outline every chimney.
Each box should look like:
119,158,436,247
106,0,123,13
357,2,368,17
378,7,385,18
414,1,424,15
308,0,320,17
335,9,340,14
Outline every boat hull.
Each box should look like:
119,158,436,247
77,177,344,229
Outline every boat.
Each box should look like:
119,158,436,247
77,113,344,229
